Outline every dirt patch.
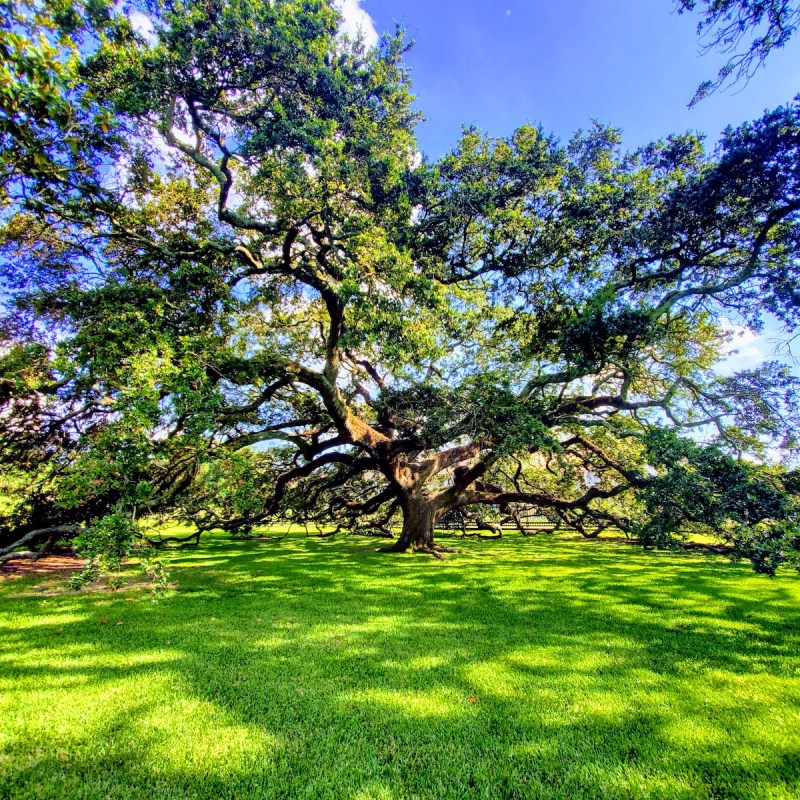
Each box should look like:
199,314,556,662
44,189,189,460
0,549,86,580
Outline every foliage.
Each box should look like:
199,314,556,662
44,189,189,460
0,0,122,202
678,0,800,104
0,0,799,572
67,511,170,592
636,429,799,573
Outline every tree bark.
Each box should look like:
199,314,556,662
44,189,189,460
388,494,436,552
0,524,81,558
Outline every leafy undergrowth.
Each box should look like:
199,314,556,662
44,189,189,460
1,531,799,800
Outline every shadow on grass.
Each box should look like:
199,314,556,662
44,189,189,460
1,532,799,799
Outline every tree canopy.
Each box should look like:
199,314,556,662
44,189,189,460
1,0,799,574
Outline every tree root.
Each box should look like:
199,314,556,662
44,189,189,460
351,529,393,539
412,545,445,559
459,530,502,540
428,543,461,553
144,531,201,547
378,541,407,553
378,542,461,558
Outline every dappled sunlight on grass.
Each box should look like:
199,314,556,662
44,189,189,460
1,530,799,798
350,687,468,720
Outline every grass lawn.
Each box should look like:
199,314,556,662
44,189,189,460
1,531,799,800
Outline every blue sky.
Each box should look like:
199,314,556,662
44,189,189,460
339,0,800,158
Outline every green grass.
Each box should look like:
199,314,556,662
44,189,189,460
1,531,800,800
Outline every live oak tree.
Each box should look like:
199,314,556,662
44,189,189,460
1,0,799,572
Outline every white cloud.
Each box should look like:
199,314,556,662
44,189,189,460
717,320,767,375
334,0,379,49
129,9,156,44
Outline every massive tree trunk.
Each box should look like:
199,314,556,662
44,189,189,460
388,493,436,552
